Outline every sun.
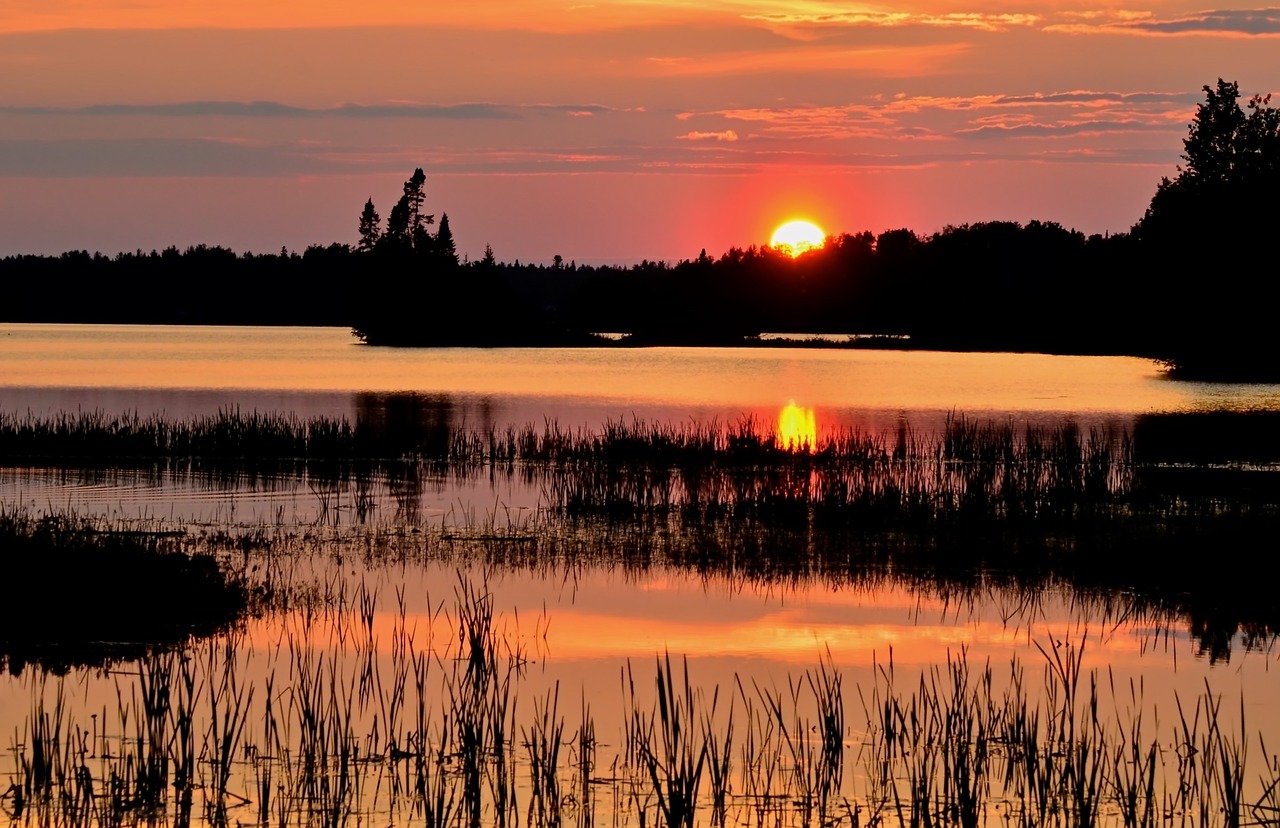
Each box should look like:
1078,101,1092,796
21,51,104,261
770,219,825,257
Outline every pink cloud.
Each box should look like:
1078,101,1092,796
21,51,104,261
676,130,739,142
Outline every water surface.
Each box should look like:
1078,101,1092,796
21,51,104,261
6,323,1280,430
3,323,1279,826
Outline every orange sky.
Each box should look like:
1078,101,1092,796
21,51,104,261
2,0,1278,261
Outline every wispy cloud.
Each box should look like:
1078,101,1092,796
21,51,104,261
676,130,740,141
955,120,1180,139
988,91,1199,106
743,10,1040,31
0,138,328,177
689,104,901,140
643,42,970,76
1047,7,1280,36
677,89,1192,143
0,101,626,119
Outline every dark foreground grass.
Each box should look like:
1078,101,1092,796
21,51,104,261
0,510,248,673
4,575,1278,828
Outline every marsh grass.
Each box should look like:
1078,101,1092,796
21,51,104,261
4,407,1280,825
8,408,1280,573
3,564,1279,828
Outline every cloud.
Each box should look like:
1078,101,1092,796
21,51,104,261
744,10,1040,31
692,90,1192,120
676,130,740,141
955,120,1180,139
1047,7,1280,36
0,101,625,119
989,91,1200,106
746,5,1280,37
643,42,970,76
689,104,902,141
0,138,329,177
674,89,1196,144
0,138,654,177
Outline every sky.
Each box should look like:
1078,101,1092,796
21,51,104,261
1,1,1278,264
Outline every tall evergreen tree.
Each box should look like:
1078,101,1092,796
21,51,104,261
384,168,434,250
357,199,381,253
385,199,411,246
404,168,428,234
436,212,458,265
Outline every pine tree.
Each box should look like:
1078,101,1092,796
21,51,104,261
404,168,428,234
436,213,458,265
385,169,434,250
357,199,381,253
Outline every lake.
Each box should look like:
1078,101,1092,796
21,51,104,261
7,322,1280,425
2,322,1279,827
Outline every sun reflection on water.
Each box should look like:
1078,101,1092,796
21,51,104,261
777,400,817,451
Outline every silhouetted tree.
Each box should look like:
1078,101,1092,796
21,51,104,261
384,199,411,249
1135,79,1280,377
1138,79,1280,239
404,168,428,233
357,199,381,253
1184,79,1248,182
383,168,434,252
436,212,458,265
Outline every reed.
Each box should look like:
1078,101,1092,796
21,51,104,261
523,683,565,828
627,653,709,828
701,690,733,827
574,697,597,828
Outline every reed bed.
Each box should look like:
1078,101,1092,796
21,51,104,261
0,407,1243,543
9,407,1270,536
0,407,1132,487
9,408,1279,558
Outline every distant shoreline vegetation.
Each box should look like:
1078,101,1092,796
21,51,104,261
1,79,1276,378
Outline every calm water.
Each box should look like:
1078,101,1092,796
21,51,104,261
6,322,1280,524
3,323,1279,826
6,323,1280,428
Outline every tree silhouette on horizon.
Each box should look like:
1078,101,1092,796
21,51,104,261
1135,79,1280,378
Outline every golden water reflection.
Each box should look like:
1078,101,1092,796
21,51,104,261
226,562,1280,740
776,400,817,451
7,323,1280,421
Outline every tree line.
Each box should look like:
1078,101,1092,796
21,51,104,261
1,80,1275,376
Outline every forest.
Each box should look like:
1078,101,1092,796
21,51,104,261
2,79,1277,376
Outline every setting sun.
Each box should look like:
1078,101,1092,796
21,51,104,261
770,220,826,257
